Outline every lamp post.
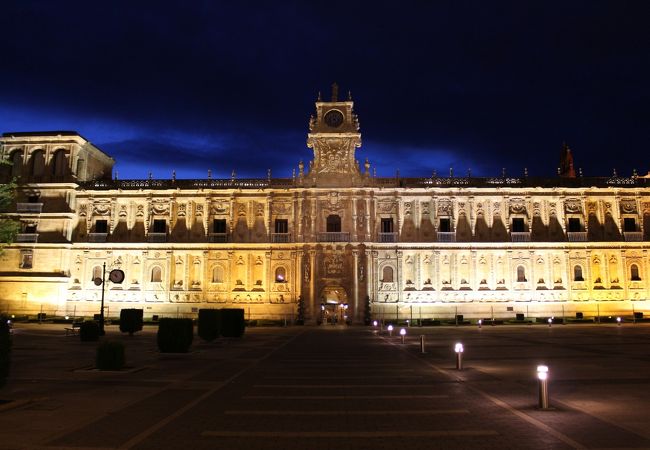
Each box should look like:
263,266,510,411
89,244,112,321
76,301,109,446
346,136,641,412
387,324,394,336
400,328,406,344
455,343,464,370
537,365,549,409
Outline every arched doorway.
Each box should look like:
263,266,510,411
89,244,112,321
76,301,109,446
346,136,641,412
319,286,349,325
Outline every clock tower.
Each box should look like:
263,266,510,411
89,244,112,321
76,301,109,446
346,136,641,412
306,83,364,187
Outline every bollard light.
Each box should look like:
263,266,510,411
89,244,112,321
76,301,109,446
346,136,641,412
455,342,464,370
65,315,69,320
420,334,426,354
387,324,394,336
537,365,549,409
373,320,378,327
547,318,553,327
478,319,482,329
400,328,406,343
617,317,622,326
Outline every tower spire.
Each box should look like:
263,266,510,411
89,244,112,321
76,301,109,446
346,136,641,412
331,82,339,102
559,142,576,178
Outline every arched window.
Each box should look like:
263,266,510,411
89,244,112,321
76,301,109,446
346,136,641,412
212,266,224,283
151,266,162,283
382,266,394,282
91,265,102,282
51,149,67,177
275,266,287,282
326,214,341,232
573,265,584,281
30,149,45,177
516,265,527,282
10,150,23,178
631,264,641,281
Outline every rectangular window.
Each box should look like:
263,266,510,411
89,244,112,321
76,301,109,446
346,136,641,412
439,218,451,232
95,219,108,233
20,250,33,269
512,218,525,232
152,219,166,233
568,218,581,232
28,195,40,203
213,218,227,233
381,218,394,233
624,218,636,232
274,219,288,234
24,223,37,234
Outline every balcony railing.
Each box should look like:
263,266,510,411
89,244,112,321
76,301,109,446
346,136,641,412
16,233,39,243
511,232,531,242
208,233,229,243
271,232,292,243
437,232,456,243
148,232,167,243
88,233,108,243
624,232,643,242
16,203,43,213
317,232,350,243
378,232,398,243
567,231,588,242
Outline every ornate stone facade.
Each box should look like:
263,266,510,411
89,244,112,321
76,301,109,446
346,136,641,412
1,91,649,323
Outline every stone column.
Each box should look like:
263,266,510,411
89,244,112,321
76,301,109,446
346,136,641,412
309,249,316,322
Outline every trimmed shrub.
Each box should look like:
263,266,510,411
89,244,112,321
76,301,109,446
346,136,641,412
198,309,220,342
80,320,100,341
219,308,245,338
96,341,125,370
0,316,12,388
119,309,143,335
157,318,193,353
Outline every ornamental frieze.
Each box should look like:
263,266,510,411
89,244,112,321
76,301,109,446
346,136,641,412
211,201,229,215
378,200,397,214
151,200,169,215
92,200,111,216
509,199,526,214
620,199,637,214
565,198,582,213
437,199,452,216
272,201,291,215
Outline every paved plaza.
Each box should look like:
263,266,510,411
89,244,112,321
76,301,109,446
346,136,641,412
1,322,650,449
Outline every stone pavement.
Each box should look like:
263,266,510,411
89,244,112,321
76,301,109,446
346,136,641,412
1,323,650,449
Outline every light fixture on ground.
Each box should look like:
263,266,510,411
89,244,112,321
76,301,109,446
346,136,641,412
547,317,553,327
537,365,549,409
387,324,394,336
617,317,622,326
478,319,482,329
400,327,406,344
455,343,464,370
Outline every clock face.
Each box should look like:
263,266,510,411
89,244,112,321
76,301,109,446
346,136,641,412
324,110,344,128
109,269,125,284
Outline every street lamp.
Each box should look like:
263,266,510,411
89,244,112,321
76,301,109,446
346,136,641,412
455,343,464,370
400,327,406,344
537,365,549,409
387,324,394,336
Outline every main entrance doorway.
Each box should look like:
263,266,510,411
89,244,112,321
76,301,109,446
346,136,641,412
319,286,349,325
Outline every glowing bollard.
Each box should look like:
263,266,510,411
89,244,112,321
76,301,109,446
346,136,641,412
547,318,553,328
420,335,425,353
400,328,406,344
537,365,549,409
478,319,482,329
455,343,464,370
373,320,378,334
617,317,622,326
387,324,394,336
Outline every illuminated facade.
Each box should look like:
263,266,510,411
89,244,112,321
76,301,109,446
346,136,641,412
1,88,649,323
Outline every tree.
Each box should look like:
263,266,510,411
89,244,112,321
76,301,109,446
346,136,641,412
0,161,20,247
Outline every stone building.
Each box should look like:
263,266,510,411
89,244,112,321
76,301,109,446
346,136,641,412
1,88,649,323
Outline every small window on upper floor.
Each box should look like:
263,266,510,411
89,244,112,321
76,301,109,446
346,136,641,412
275,266,287,282
151,266,162,283
381,218,394,233
624,218,637,232
152,219,166,233
213,219,227,233
573,265,584,281
91,265,102,281
439,217,451,232
95,220,108,234
516,265,527,282
24,223,37,234
512,218,525,233
631,264,641,281
275,219,288,234
382,266,394,283
19,250,33,269
568,218,582,233
326,215,341,232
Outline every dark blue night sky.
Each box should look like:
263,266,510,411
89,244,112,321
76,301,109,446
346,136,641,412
1,1,649,179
